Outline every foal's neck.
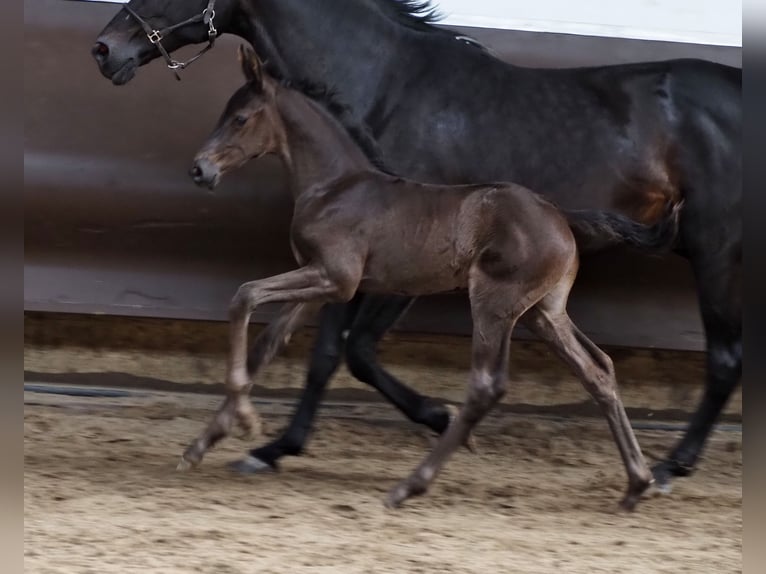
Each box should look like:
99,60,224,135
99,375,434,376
275,87,379,196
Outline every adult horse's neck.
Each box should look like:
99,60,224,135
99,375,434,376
229,0,419,123
274,86,378,196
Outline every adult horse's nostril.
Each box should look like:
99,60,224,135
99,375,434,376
92,42,110,61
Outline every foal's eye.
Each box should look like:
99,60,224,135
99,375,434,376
234,115,248,126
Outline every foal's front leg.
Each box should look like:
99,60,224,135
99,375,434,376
178,266,340,470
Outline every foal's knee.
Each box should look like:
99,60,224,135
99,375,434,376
229,285,256,318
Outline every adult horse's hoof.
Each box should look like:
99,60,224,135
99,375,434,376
651,461,682,495
653,477,674,496
227,455,278,475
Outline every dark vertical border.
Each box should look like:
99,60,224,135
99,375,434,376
1,0,23,572
743,2,765,572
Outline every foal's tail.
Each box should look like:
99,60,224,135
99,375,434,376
563,200,683,253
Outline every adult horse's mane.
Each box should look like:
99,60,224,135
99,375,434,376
376,0,486,50
265,64,396,176
377,0,443,29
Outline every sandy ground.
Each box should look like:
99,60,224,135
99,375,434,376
24,389,741,574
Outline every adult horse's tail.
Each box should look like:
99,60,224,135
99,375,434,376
563,201,682,253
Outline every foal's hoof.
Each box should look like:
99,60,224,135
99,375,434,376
619,477,654,511
177,442,205,471
176,457,196,472
228,455,278,475
384,478,428,509
384,485,410,510
619,495,639,512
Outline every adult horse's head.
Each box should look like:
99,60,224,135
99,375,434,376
92,0,225,85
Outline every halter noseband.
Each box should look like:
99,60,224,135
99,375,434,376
123,0,218,81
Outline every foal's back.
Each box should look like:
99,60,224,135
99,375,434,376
294,173,575,297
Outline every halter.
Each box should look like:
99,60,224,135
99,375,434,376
123,0,218,81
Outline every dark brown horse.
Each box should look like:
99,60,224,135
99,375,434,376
181,46,682,510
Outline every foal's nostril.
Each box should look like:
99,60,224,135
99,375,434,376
190,165,204,180
92,42,110,60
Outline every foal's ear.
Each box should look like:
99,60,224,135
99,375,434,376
237,44,264,89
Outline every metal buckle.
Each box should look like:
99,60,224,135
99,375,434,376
205,9,218,38
126,3,218,79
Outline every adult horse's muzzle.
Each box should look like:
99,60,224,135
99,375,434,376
94,1,219,84
91,37,141,86
190,158,221,189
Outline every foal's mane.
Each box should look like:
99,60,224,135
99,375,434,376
266,64,396,176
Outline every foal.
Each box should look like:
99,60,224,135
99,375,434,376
183,46,678,510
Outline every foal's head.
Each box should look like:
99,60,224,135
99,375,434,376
190,46,285,189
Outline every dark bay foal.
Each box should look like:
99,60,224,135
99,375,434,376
182,46,680,510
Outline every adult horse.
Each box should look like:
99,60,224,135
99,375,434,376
92,0,742,490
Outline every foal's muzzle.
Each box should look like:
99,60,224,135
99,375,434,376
190,158,221,189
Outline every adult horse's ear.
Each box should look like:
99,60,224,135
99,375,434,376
238,44,264,88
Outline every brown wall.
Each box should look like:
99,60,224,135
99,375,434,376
24,0,742,351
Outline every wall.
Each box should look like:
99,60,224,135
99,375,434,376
26,0,742,351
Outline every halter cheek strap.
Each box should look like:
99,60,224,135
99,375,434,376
123,0,218,81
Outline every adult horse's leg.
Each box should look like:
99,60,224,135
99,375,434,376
345,294,455,434
521,283,653,510
179,266,341,469
652,246,741,490
237,300,360,472
385,278,517,508
238,294,467,473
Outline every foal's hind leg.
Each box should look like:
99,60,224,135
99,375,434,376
386,279,518,508
521,283,653,510
179,266,342,470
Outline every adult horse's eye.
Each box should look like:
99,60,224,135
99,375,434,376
234,115,248,126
